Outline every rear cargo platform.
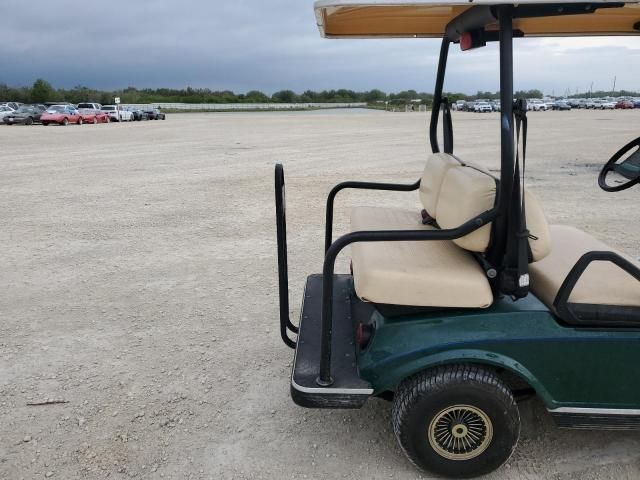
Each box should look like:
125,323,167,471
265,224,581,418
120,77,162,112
291,274,373,408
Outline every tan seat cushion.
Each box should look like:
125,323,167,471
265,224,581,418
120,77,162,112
530,225,640,310
350,206,493,308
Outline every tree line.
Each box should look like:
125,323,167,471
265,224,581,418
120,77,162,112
2,80,637,106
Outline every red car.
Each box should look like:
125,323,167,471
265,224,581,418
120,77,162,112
78,109,110,124
615,99,634,109
41,105,83,126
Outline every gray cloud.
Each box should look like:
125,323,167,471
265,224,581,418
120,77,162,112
1,0,638,94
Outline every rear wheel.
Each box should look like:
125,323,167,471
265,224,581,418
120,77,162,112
42,122,49,126
392,365,520,478
92,117,98,124
25,117,33,126
61,118,69,126
78,117,83,125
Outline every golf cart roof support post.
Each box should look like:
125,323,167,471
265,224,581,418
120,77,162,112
429,38,450,154
491,5,516,271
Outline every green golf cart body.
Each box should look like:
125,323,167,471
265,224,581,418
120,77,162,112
275,0,640,477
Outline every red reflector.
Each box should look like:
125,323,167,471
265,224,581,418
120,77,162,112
460,32,473,51
356,323,373,350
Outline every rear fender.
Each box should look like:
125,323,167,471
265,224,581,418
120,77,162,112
371,348,555,407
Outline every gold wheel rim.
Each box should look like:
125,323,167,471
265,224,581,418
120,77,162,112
428,405,493,461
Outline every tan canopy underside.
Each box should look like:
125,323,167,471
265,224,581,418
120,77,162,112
316,3,640,37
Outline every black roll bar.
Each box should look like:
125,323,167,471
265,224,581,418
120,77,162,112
429,38,450,154
275,164,299,349
324,179,421,253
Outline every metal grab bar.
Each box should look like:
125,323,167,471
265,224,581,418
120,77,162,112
317,207,500,386
275,164,298,349
553,251,640,325
324,179,421,253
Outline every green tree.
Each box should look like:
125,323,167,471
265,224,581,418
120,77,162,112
245,90,270,103
364,89,386,102
272,90,297,103
31,79,55,102
515,89,543,99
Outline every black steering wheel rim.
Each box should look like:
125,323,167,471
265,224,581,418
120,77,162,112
598,136,640,192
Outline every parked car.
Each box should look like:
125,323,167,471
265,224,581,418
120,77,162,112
78,108,110,124
633,99,640,108
1,101,22,111
615,99,634,109
474,101,492,113
151,107,166,120
490,101,501,112
41,105,82,126
128,108,148,121
462,101,476,112
527,99,548,111
3,104,46,125
102,105,133,122
552,100,571,111
584,99,597,109
0,105,15,121
143,107,166,120
592,99,615,109
453,100,466,111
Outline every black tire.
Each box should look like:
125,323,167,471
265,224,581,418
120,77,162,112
25,117,33,126
42,122,48,126
61,118,69,126
78,117,83,125
392,365,520,479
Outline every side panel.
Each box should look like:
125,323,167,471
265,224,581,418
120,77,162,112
357,297,640,409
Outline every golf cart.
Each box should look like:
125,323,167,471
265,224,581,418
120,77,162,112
275,1,640,477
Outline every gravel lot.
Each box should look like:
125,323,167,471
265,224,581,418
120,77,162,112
1,110,640,480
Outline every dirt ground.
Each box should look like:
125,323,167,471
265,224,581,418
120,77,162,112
1,110,640,480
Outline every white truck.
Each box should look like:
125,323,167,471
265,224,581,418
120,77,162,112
102,105,133,122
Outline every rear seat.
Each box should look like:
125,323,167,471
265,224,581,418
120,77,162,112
350,153,551,308
351,206,493,308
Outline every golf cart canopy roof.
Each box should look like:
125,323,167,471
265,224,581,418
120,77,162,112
314,0,640,38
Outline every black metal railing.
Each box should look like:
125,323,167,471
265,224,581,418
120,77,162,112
275,164,298,348
324,180,421,253
553,251,640,325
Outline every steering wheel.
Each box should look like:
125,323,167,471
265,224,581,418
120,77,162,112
598,136,640,192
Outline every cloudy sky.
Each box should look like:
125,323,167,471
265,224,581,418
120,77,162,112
1,0,639,95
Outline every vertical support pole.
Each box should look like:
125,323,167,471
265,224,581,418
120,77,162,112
490,6,515,271
429,38,450,154
317,254,336,386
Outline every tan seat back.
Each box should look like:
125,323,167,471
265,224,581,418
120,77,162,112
420,156,551,261
419,153,462,218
